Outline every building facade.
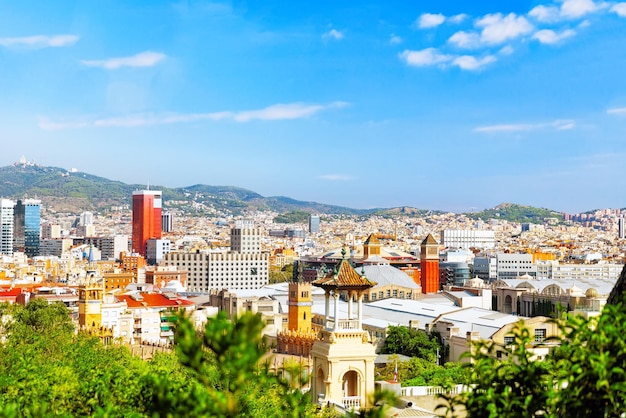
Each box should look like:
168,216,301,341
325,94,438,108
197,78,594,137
13,199,41,257
132,190,162,257
0,199,14,256
420,234,440,293
496,253,536,280
440,229,495,250
163,223,268,292
161,212,173,233
83,235,129,261
309,215,320,233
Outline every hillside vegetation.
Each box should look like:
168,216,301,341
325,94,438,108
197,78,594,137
468,203,563,224
1,164,562,223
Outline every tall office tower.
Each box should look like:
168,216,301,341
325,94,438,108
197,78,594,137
161,212,173,233
308,214,320,233
619,217,625,240
0,199,15,256
132,190,162,257
13,199,41,257
420,233,440,294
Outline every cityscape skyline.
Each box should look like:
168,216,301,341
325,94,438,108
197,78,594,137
1,1,626,213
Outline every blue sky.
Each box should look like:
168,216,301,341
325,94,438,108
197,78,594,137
1,0,626,213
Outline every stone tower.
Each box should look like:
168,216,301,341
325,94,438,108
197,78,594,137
310,249,377,411
276,278,317,356
288,281,312,333
78,274,104,328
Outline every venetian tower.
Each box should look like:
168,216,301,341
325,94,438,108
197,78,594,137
420,233,439,294
78,273,104,328
276,278,317,356
310,248,377,411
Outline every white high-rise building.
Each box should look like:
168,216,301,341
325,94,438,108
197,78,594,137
440,229,496,250
163,222,268,292
0,199,15,256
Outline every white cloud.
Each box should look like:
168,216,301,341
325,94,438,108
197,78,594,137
528,5,561,22
452,55,496,70
39,102,348,129
389,34,403,45
476,13,534,45
449,14,468,24
532,29,576,44
499,45,515,55
560,0,598,18
399,48,451,67
417,13,446,29
0,34,78,48
234,102,347,122
448,31,481,48
322,29,344,40
607,107,626,114
611,2,626,16
81,51,166,69
474,119,576,132
318,174,355,181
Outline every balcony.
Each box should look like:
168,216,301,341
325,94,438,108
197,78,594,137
325,319,360,331
342,396,360,411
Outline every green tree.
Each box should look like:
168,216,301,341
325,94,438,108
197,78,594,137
381,325,440,362
441,295,626,418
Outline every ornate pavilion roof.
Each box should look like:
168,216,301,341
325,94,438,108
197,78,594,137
312,254,377,291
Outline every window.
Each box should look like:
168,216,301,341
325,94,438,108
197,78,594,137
504,336,515,345
534,328,546,343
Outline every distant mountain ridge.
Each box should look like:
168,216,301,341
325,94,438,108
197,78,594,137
0,163,372,215
0,163,564,223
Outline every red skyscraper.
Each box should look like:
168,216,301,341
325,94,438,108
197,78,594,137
132,190,162,257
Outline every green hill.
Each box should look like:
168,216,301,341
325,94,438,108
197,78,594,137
0,163,369,215
468,203,563,224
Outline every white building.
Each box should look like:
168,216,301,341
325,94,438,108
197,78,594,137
79,211,93,226
0,199,14,256
163,223,269,292
496,253,536,280
536,261,623,281
440,229,495,250
84,235,129,260
146,238,171,265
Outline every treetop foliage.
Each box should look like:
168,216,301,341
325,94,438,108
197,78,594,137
441,296,626,417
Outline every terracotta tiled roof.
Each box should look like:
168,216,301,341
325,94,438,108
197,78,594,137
0,287,23,296
115,293,195,309
312,259,376,290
